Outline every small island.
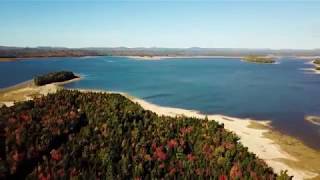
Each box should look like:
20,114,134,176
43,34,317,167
34,71,78,86
243,55,275,64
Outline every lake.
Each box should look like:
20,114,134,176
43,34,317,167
0,56,319,149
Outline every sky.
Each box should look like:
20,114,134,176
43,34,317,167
0,1,319,49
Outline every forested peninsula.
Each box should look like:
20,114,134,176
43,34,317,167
0,90,290,179
0,90,291,179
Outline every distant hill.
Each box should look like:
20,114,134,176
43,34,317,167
0,46,320,59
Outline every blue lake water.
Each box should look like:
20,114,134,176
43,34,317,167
0,56,319,149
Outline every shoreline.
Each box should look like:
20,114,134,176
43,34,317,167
0,77,81,106
0,56,103,62
0,79,319,179
305,116,320,126
74,88,319,179
301,59,320,74
2,55,320,62
301,68,320,74
124,55,243,60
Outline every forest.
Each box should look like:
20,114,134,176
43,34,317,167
34,71,78,86
243,56,275,64
0,47,98,59
0,90,291,179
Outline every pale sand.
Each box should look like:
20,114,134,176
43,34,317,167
75,89,318,179
128,96,318,179
297,56,320,60
301,68,320,74
125,56,242,60
0,80,318,179
305,116,320,126
0,77,81,107
126,55,317,61
126,56,165,60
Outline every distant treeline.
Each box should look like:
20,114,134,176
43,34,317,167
1,46,320,58
0,90,292,179
0,47,98,59
34,71,78,86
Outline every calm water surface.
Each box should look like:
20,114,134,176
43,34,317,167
0,56,319,149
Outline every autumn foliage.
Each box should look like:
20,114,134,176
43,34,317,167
0,90,292,179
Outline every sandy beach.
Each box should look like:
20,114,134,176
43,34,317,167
0,77,81,106
125,55,243,60
0,79,319,179
301,68,320,75
105,90,319,179
297,56,320,60
305,116,320,126
123,55,320,61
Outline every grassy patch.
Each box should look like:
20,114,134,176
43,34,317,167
0,81,36,102
247,121,269,129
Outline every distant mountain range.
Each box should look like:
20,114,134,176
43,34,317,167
0,46,320,58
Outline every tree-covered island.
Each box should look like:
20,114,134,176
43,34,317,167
34,71,79,86
243,55,276,64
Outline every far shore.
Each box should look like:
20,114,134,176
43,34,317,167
3,55,320,62
0,78,319,179
0,56,102,62
124,55,243,60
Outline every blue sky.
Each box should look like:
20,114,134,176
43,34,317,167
0,1,319,49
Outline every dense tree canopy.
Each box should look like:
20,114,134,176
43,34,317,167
243,56,275,64
0,90,291,179
34,71,78,86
